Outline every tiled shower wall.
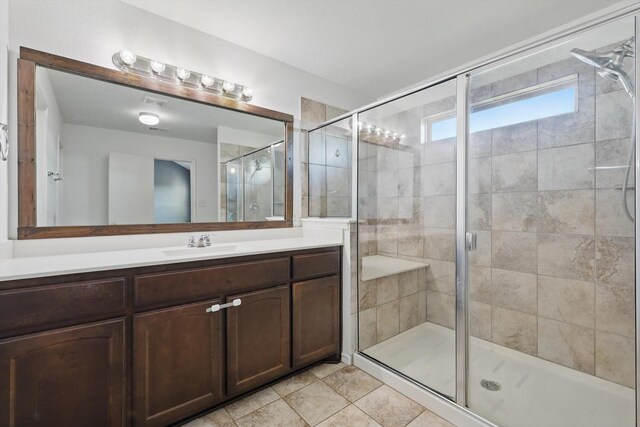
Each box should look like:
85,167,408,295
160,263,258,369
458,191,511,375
358,49,636,388
300,98,351,218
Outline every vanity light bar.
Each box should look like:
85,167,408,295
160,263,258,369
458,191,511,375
112,50,253,102
349,119,405,142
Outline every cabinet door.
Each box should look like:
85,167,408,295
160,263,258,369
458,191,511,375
292,276,340,368
0,319,126,427
133,300,223,427
227,285,290,395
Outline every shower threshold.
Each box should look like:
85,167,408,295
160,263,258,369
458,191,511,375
364,322,634,427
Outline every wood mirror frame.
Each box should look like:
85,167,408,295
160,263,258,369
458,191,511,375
17,47,294,239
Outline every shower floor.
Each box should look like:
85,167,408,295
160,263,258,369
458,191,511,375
364,322,634,427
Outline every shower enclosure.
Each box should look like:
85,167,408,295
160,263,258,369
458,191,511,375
309,9,639,427
221,141,285,221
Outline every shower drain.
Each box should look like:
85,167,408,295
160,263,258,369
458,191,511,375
480,379,501,391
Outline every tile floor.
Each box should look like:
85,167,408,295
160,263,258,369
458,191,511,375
182,363,456,427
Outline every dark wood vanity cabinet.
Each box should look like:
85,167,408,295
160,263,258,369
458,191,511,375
0,318,126,427
292,275,341,368
227,285,291,395
0,246,341,427
133,300,224,427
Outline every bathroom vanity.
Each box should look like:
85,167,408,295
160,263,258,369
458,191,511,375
0,245,342,426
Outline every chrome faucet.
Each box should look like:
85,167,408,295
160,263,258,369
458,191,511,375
187,234,212,248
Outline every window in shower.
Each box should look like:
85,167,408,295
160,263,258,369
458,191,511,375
424,76,578,143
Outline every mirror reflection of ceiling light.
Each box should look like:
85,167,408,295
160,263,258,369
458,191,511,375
138,112,160,126
112,50,254,102
229,167,236,174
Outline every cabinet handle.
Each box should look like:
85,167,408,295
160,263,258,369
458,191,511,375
206,298,241,313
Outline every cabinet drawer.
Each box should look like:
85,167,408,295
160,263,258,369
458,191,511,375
0,278,126,336
292,250,340,280
134,257,290,308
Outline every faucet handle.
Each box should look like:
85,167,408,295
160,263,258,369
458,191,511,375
187,235,196,247
201,234,212,247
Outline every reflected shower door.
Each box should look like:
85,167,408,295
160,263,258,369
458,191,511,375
357,78,458,399
466,15,636,427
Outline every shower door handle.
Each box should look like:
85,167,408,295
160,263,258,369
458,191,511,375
465,232,477,251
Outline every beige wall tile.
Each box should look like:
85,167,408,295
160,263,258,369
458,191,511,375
538,233,595,281
469,194,492,230
595,138,635,189
595,331,635,388
469,157,492,193
538,96,595,149
399,294,419,332
424,162,455,196
376,300,400,341
538,143,594,191
492,121,537,155
596,236,634,288
596,189,635,237
398,225,424,257
359,279,377,311
399,270,419,297
538,317,595,374
376,276,399,305
492,192,537,232
426,291,455,329
492,268,537,314
469,265,492,304
492,151,537,193
470,301,492,340
538,190,595,235
301,97,326,129
423,195,455,228
469,129,492,159
538,275,594,328
423,228,455,261
418,290,427,323
425,260,455,295
492,306,537,355
596,285,634,338
492,231,537,274
359,308,377,350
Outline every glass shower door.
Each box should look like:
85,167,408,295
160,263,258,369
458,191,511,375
465,15,636,427
357,78,459,399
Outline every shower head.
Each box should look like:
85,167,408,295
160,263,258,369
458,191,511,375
570,37,635,100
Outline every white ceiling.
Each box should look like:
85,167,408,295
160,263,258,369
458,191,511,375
38,67,284,144
121,0,624,99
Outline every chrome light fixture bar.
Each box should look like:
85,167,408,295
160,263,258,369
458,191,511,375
112,50,253,102
348,118,405,143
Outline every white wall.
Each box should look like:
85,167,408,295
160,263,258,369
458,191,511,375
0,0,9,242
5,0,372,239
35,68,63,226
59,123,217,226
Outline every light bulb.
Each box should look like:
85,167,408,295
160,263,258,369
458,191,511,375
119,50,137,66
223,81,236,92
176,68,191,80
138,112,160,126
241,86,253,99
201,74,215,87
150,60,165,74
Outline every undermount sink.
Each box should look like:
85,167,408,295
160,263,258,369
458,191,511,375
163,245,238,257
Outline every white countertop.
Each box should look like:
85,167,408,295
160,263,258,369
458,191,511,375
0,226,344,282
361,255,429,281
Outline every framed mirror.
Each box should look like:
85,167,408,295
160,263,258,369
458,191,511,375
17,48,294,239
